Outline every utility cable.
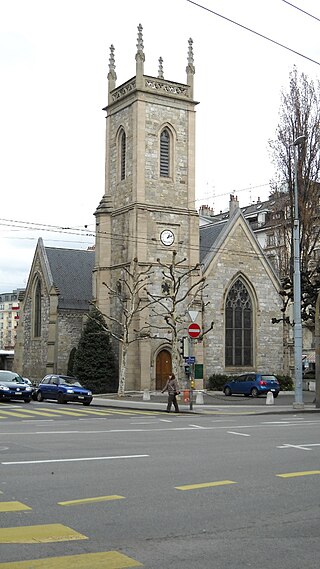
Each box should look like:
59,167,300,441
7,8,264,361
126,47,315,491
186,0,320,67
282,0,320,24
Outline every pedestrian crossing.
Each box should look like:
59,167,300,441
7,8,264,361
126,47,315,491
0,404,161,420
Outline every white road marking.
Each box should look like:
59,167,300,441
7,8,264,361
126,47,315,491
227,431,251,437
277,443,320,451
189,424,207,429
2,454,149,465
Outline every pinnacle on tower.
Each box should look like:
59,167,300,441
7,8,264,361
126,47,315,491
135,23,145,87
158,57,164,79
108,44,117,103
186,37,195,97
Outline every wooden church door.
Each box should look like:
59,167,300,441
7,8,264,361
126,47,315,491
156,350,172,391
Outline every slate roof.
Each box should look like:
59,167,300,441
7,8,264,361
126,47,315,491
199,221,227,264
45,247,95,310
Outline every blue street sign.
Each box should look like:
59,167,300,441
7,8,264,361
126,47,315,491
185,356,196,364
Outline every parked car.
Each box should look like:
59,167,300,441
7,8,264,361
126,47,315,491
0,370,33,403
223,373,280,398
35,375,93,405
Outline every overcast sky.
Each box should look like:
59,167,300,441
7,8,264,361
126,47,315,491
1,0,319,292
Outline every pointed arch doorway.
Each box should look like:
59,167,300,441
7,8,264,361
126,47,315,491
156,349,172,391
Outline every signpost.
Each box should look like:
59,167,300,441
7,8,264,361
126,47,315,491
187,323,201,409
188,323,201,338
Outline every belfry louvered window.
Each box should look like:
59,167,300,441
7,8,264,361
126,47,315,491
120,130,126,181
225,279,253,367
160,128,170,177
34,279,41,338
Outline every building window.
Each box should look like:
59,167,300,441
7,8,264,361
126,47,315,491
34,280,41,338
225,279,253,367
120,129,126,181
160,128,170,177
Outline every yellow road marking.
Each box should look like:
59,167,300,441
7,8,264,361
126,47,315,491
0,410,32,418
31,407,88,417
106,409,159,416
0,502,31,512
0,524,87,543
58,494,125,506
176,480,237,490
0,550,142,568
5,408,59,418
277,470,320,478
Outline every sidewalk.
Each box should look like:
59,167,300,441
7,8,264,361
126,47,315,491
92,390,320,415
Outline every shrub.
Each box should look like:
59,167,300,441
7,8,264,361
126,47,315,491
276,375,293,391
206,374,231,391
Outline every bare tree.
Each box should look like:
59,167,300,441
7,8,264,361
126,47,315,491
93,259,156,396
146,251,213,377
269,66,320,322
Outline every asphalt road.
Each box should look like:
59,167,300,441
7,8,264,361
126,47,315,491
1,410,320,568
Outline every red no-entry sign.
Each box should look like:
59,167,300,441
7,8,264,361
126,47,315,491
188,323,201,338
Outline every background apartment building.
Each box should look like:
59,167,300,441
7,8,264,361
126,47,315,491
0,289,24,349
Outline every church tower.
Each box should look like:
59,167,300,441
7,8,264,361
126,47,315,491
94,25,199,390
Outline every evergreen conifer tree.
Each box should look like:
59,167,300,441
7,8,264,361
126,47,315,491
73,306,118,393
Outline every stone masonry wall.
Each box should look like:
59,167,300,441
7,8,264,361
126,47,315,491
203,223,284,379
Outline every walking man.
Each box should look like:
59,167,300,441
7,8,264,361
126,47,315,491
162,373,180,413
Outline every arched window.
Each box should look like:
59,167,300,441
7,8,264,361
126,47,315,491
160,128,170,177
120,129,126,181
225,279,252,367
34,279,41,338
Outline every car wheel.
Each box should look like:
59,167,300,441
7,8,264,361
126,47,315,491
224,386,232,396
57,393,65,404
24,399,31,403
273,392,279,398
250,387,259,398
36,391,44,402
83,401,91,406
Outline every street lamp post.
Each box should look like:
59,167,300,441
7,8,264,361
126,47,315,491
292,134,306,409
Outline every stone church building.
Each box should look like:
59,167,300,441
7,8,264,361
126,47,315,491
14,26,284,389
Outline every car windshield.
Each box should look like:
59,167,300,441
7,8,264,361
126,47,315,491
60,376,82,387
0,372,25,384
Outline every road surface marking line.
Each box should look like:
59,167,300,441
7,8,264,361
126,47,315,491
277,443,312,450
58,495,125,506
0,502,32,512
44,408,114,416
176,480,237,490
2,454,149,465
0,411,32,418
227,431,250,436
31,408,88,417
277,470,320,478
0,524,87,543
0,550,143,568
8,408,60,417
189,424,206,429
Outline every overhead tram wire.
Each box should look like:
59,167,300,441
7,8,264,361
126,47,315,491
186,0,320,67
0,217,276,264
282,0,320,24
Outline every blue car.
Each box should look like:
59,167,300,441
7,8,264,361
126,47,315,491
223,373,280,398
35,375,93,405
0,370,33,403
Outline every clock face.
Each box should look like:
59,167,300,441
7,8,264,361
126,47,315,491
160,229,175,246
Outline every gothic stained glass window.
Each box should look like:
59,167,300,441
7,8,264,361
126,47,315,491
34,279,41,338
225,279,252,367
160,128,170,177
120,130,126,181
